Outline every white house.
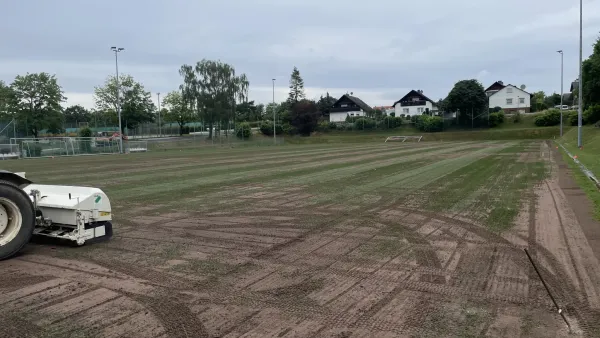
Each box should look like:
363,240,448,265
485,81,532,113
393,90,437,117
329,94,373,122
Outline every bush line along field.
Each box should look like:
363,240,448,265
1,140,600,337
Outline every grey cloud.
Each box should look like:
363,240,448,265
2,0,600,108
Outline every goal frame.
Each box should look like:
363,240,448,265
384,136,423,143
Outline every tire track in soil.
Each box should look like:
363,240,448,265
124,292,210,338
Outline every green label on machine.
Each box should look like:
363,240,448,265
95,195,101,203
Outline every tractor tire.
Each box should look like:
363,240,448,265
0,180,35,260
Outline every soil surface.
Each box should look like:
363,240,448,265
1,141,599,337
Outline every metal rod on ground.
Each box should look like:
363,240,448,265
578,0,583,147
524,248,571,331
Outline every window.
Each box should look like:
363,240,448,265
507,87,513,93
417,108,424,113
403,108,409,114
341,103,348,108
506,98,513,105
519,98,525,104
350,113,354,116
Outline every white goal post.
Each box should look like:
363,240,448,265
385,136,423,143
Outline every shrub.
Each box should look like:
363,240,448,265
568,111,579,126
380,116,403,129
259,121,283,136
78,127,93,153
491,106,502,113
488,112,505,127
235,122,252,138
534,109,561,126
181,126,190,135
583,105,600,125
513,112,522,123
79,127,92,137
317,121,330,132
353,118,376,130
413,115,443,132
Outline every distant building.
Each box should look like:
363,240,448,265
373,106,395,115
485,81,532,113
392,90,437,117
329,94,373,122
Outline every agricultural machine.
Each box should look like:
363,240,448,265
0,171,112,260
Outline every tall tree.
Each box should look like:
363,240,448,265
94,74,155,132
531,91,546,112
445,79,487,126
316,92,337,119
544,92,561,108
287,67,305,105
10,73,66,138
162,90,194,135
64,105,90,124
0,81,17,119
290,99,318,136
582,36,600,108
179,59,249,138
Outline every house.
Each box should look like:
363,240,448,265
373,106,395,116
485,81,532,113
392,90,437,117
329,94,373,122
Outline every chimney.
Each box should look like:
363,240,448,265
498,81,503,85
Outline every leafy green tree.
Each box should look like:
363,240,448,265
531,91,546,112
235,122,252,138
179,59,249,138
544,93,561,108
236,100,262,122
11,73,66,138
0,81,17,118
290,99,318,135
161,91,194,135
64,105,90,124
316,92,337,118
445,79,487,127
287,67,305,105
94,74,155,132
582,36,600,108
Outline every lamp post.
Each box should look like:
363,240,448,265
558,50,564,137
272,78,276,145
111,46,125,153
157,92,161,137
577,0,583,147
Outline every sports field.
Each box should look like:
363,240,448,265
1,140,600,337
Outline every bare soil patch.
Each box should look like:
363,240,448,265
2,142,600,337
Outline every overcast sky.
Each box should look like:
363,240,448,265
1,0,600,109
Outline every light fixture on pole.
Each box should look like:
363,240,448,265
157,92,161,137
272,78,276,145
557,50,564,137
577,0,583,147
110,46,125,153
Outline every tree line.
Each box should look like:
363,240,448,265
2,34,599,138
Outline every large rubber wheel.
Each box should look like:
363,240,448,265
0,180,35,260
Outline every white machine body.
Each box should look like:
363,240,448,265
22,181,112,245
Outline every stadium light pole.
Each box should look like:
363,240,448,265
157,92,161,137
272,78,276,145
558,50,564,137
111,46,125,153
577,0,583,148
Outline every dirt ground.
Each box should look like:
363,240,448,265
1,141,600,337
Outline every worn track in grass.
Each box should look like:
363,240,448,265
1,141,600,337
